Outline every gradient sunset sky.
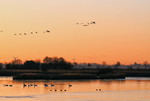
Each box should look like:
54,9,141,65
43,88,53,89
0,0,150,64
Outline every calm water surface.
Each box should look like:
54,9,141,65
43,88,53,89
0,77,150,101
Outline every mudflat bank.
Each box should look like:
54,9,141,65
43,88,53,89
0,69,149,80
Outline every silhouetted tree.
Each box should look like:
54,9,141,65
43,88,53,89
88,63,91,66
73,62,78,65
42,56,73,70
12,59,22,65
23,60,39,69
6,59,23,69
43,56,53,64
134,62,138,65
143,61,148,68
115,61,121,68
102,61,107,67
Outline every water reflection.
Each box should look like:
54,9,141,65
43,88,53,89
0,77,150,101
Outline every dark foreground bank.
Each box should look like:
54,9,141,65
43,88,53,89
0,69,150,80
13,73,126,80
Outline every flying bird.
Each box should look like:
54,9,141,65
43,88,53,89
91,21,96,24
13,57,18,60
83,24,88,26
46,30,50,33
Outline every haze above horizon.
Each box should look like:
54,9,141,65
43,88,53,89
0,0,150,64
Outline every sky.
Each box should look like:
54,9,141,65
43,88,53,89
0,0,150,64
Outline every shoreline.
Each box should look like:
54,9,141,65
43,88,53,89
0,69,150,80
13,73,126,80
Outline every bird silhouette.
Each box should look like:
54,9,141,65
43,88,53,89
23,83,27,87
44,84,48,87
9,85,13,87
33,83,37,87
46,30,50,33
51,84,55,87
96,89,101,91
3,84,9,86
83,24,88,26
68,83,72,87
28,84,33,87
91,21,96,24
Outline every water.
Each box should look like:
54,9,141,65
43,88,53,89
0,77,150,101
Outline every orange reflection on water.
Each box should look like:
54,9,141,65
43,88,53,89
0,78,150,96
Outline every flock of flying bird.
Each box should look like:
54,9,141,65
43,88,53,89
0,21,96,35
76,21,96,27
13,30,50,36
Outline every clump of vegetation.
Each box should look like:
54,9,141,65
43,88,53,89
42,56,73,70
5,56,73,70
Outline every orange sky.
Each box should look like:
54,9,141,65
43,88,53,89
0,0,150,64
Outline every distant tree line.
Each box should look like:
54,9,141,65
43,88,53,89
5,56,73,70
1,58,149,70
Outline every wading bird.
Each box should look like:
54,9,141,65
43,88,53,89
50,84,55,87
68,83,72,87
44,84,48,87
33,83,37,87
23,83,27,87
